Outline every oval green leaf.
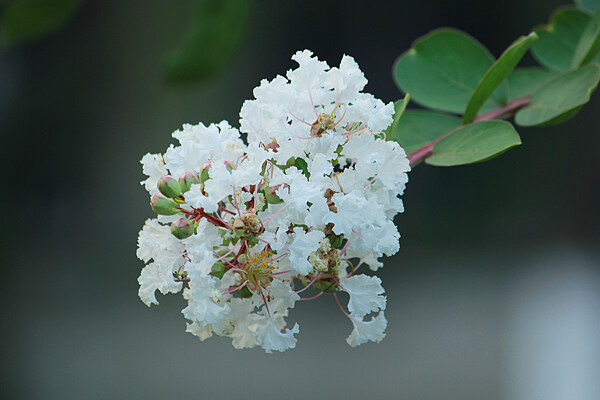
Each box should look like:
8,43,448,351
572,9,600,67
384,93,410,141
392,111,461,154
0,0,81,45
393,29,498,114
515,63,600,126
531,8,598,71
463,33,538,123
427,121,521,166
505,68,558,100
576,0,599,14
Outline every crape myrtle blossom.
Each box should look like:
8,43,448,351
136,50,410,352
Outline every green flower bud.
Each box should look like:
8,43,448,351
151,193,180,215
211,261,226,279
178,171,200,193
171,218,195,239
157,175,182,198
199,162,210,182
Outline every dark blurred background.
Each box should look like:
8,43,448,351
2,0,599,399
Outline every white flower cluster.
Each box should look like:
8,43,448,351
137,50,410,352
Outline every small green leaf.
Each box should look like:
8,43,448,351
0,0,81,45
165,0,250,84
384,93,410,141
572,9,600,67
294,157,310,178
463,32,539,123
515,63,600,126
576,0,599,14
505,68,558,100
393,111,461,154
427,121,521,166
532,8,597,72
393,29,498,114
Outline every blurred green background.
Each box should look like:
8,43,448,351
2,0,599,399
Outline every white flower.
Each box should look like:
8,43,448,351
136,49,410,351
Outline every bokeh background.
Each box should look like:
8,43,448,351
2,0,600,399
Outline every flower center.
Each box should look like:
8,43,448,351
240,249,275,291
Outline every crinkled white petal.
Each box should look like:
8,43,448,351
140,153,168,196
346,312,387,347
136,219,185,267
138,262,183,306
186,322,213,341
340,274,386,317
287,227,325,275
266,280,300,313
182,274,230,326
256,319,299,353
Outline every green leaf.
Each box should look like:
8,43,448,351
531,8,596,71
505,68,558,100
515,63,600,126
384,93,410,141
392,28,498,114
393,111,461,154
165,0,250,84
576,0,599,14
294,157,310,178
0,0,81,45
463,32,539,123
426,121,521,166
572,9,600,67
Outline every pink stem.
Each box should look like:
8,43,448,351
333,292,350,317
339,238,351,257
295,273,322,294
289,111,312,126
300,291,325,301
342,125,368,136
212,242,240,263
263,203,288,226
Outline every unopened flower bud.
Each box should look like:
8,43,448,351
178,171,200,193
151,193,180,215
157,175,182,198
199,162,211,182
171,218,195,239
